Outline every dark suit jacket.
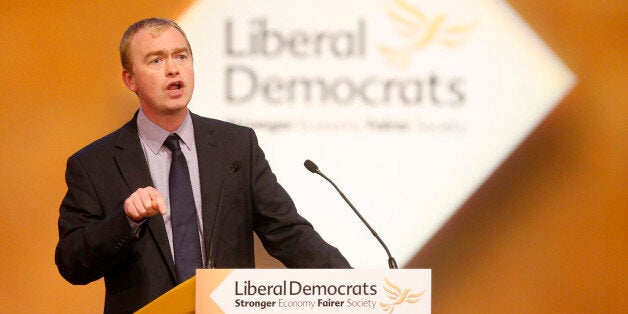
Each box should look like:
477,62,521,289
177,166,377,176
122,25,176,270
55,112,350,313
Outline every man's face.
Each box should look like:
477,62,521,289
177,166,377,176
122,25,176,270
122,26,194,118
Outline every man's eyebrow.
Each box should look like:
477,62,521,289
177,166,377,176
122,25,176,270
172,47,190,55
143,50,166,60
143,47,190,59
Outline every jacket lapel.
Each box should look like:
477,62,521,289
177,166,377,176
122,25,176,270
113,115,176,279
191,114,227,265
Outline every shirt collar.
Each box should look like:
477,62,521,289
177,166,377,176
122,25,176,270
137,109,195,155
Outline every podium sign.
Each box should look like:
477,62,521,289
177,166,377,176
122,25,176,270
196,269,431,313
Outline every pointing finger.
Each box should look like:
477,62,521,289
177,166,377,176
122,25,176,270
157,197,168,215
148,190,168,215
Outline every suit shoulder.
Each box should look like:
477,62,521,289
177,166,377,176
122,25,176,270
69,120,135,160
191,113,253,137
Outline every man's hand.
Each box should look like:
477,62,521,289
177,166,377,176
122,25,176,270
124,187,167,222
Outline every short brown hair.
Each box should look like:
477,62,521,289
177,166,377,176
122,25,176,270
119,18,193,73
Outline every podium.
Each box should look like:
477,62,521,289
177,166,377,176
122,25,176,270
136,269,431,313
135,276,197,314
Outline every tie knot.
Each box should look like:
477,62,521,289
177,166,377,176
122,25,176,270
163,134,182,152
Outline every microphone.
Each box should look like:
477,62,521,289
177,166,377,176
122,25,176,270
206,161,241,268
304,159,398,269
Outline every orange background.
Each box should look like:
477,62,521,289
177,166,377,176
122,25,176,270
0,0,625,313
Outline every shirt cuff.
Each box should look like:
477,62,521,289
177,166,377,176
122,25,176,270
127,216,147,238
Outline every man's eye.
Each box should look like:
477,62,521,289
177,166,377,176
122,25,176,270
176,54,187,60
150,58,161,64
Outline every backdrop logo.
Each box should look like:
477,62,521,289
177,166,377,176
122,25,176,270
180,0,575,268
379,0,478,69
380,277,424,313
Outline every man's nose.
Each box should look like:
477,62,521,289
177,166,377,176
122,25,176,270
165,58,179,76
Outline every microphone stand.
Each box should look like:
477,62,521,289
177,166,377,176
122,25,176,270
305,160,398,269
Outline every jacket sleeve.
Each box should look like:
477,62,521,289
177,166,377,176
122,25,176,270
247,129,351,268
55,154,137,285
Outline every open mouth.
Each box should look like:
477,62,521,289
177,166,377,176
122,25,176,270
167,81,183,91
166,81,185,97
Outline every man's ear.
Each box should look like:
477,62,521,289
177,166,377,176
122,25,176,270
122,70,137,92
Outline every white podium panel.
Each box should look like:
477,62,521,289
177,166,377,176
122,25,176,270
197,269,430,313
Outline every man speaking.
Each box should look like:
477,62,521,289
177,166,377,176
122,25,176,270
55,17,350,313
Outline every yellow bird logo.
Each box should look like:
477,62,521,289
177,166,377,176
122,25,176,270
380,277,425,313
379,0,478,69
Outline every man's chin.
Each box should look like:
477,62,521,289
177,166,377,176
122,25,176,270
164,106,188,114
161,101,191,114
